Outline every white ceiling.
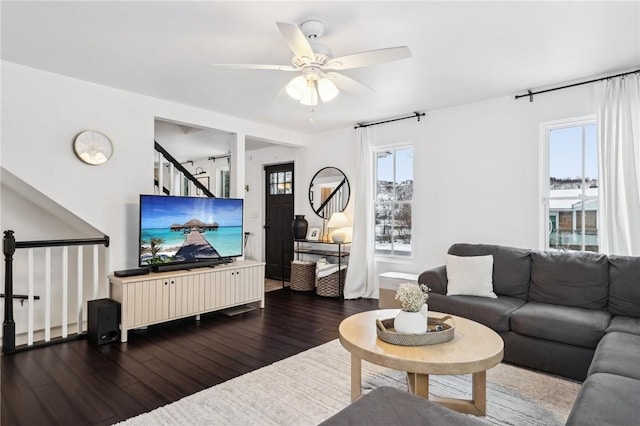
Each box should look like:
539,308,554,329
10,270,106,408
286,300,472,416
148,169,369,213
2,1,639,136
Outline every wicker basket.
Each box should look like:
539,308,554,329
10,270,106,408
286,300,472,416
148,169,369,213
375,316,455,346
290,261,316,291
316,268,346,297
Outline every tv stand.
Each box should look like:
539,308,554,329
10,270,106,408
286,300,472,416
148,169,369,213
109,260,265,342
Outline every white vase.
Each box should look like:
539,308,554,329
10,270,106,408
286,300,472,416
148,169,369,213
419,303,428,323
394,309,427,334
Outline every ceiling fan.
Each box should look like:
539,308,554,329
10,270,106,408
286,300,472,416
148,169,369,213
212,20,411,106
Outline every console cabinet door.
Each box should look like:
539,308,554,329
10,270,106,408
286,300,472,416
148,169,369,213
124,279,169,327
173,274,200,318
243,265,262,301
230,269,241,305
152,279,170,322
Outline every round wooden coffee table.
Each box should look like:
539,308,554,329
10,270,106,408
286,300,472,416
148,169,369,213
339,309,504,416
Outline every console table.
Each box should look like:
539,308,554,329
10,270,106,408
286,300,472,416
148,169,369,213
109,260,265,342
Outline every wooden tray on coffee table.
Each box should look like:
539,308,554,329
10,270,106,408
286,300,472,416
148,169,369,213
375,315,454,346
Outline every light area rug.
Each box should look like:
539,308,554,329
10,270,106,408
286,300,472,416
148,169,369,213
116,339,581,426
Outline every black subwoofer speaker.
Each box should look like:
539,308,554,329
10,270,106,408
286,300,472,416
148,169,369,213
88,298,120,345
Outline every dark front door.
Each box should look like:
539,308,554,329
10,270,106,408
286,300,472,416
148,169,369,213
264,163,294,280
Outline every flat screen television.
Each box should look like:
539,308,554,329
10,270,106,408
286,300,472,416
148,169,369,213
139,195,243,270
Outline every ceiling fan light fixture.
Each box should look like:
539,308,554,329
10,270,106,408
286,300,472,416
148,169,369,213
286,75,307,101
300,79,318,106
317,77,339,102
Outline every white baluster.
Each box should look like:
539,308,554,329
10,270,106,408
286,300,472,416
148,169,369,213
45,247,51,342
62,246,68,338
93,244,99,300
77,246,83,334
27,248,34,346
169,163,175,196
158,151,164,195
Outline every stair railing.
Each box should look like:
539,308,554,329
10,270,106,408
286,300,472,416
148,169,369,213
2,230,110,354
154,141,214,197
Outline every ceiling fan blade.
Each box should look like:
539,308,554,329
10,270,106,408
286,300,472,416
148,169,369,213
211,64,298,71
325,46,411,70
324,72,374,95
276,22,315,62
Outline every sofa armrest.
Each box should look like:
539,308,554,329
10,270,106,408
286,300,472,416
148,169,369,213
419,265,448,295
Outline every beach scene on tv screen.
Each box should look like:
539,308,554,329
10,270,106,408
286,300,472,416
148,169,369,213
140,197,243,265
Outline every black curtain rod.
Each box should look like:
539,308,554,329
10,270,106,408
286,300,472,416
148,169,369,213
354,112,425,129
515,69,640,102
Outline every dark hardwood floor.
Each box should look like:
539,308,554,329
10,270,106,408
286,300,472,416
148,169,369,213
1,290,377,426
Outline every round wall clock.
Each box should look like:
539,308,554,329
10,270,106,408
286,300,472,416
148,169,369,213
73,130,113,165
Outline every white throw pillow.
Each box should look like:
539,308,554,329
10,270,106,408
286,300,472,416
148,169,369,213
445,254,497,298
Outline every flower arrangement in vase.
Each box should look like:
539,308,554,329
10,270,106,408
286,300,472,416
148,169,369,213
393,283,430,334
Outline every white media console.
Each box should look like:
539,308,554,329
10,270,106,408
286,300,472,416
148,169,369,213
109,260,265,342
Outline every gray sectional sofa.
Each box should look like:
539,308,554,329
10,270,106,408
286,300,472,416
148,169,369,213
323,243,640,425
419,243,640,425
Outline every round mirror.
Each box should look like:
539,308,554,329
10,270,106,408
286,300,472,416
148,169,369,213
309,167,350,219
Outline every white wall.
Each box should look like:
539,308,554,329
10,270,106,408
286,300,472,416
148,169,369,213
305,84,597,283
1,61,304,271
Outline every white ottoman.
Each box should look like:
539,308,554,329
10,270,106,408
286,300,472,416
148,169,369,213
378,272,419,308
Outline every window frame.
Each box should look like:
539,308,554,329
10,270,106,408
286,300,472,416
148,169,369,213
373,144,414,259
539,115,598,251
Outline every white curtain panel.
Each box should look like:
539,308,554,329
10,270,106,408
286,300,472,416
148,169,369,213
597,73,640,255
344,127,376,298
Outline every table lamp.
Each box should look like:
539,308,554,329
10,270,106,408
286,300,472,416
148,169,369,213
327,212,351,243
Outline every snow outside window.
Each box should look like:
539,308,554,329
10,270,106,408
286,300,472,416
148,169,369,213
374,146,413,257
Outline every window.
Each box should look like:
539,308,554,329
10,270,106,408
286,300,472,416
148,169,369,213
374,146,413,256
542,118,598,252
269,170,292,195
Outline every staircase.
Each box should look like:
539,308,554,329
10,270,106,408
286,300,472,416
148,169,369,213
154,141,214,197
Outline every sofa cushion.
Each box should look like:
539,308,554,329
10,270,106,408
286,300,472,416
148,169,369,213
501,332,594,381
427,293,525,332
445,254,497,298
510,302,610,348
319,386,481,426
448,243,531,300
566,373,640,426
608,255,640,317
588,332,640,380
606,316,640,336
529,250,609,309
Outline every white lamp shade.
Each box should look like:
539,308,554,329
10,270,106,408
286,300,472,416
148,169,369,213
317,78,339,102
327,212,351,228
286,76,306,101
